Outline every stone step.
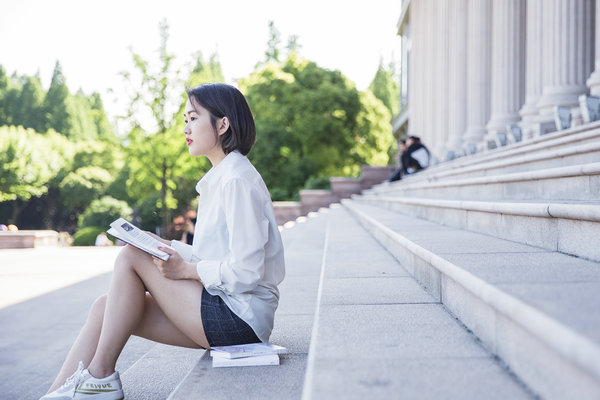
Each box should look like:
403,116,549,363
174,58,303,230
353,195,600,262
302,205,534,400
384,125,600,185
343,200,600,400
368,162,600,202
120,343,203,400
168,210,329,400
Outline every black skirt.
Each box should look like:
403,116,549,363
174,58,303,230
200,288,260,347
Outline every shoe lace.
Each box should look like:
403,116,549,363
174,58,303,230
60,361,85,390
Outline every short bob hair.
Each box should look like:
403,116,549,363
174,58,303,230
186,83,256,156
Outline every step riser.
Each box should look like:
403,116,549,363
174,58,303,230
415,129,600,182
356,197,600,262
406,147,600,184
379,174,598,202
345,203,600,400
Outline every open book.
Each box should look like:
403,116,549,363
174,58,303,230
106,218,172,261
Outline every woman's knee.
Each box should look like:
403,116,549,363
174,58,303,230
114,245,143,272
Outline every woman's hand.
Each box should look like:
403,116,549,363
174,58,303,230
152,246,197,281
144,231,172,246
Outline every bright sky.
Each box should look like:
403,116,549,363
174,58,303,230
0,0,401,126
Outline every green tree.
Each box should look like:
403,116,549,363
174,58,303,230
41,130,75,229
0,66,10,125
68,90,99,139
240,53,393,200
0,126,62,222
11,75,47,132
44,61,72,136
89,92,116,141
59,166,113,214
353,90,393,166
78,196,132,230
240,54,363,199
265,21,281,63
368,60,399,116
121,20,204,232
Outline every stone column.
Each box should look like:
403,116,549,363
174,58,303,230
433,0,449,161
408,0,422,139
446,0,468,156
519,0,544,139
423,0,437,156
588,0,600,95
462,0,492,154
484,0,526,149
537,0,594,125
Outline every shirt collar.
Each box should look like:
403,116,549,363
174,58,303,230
196,150,243,194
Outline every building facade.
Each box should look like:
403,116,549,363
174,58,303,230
394,0,599,163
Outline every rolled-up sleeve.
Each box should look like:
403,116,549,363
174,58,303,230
196,178,269,294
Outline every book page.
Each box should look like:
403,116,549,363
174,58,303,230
108,218,172,260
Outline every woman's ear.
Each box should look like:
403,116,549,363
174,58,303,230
217,117,230,136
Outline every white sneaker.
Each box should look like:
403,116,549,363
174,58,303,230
40,361,124,400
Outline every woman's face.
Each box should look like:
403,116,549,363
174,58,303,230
183,98,226,164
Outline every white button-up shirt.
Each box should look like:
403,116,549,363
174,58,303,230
171,150,285,342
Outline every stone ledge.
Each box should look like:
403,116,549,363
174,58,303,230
0,230,58,249
360,196,600,222
421,123,600,179
372,162,600,193
273,165,394,225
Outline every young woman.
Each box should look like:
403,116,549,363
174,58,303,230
41,83,286,400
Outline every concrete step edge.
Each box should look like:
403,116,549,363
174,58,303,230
300,204,336,400
370,162,600,194
356,196,600,222
343,199,600,383
408,139,600,186
414,124,600,179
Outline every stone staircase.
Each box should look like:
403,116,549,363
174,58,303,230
6,122,599,399
334,123,600,399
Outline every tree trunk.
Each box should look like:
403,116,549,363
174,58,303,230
44,188,59,229
11,199,23,226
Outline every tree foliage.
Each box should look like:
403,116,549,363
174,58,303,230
78,196,133,230
0,61,114,140
368,60,399,116
0,126,66,222
240,53,391,200
120,20,219,231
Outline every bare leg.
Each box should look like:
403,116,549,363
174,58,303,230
47,296,107,392
46,245,209,392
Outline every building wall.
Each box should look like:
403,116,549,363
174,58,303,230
395,0,598,163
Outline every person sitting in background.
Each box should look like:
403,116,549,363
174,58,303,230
95,232,113,247
401,136,430,175
181,210,197,245
387,139,407,182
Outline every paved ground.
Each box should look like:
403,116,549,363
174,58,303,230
0,246,120,308
0,246,152,399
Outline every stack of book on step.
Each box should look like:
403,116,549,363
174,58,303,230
210,342,287,368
